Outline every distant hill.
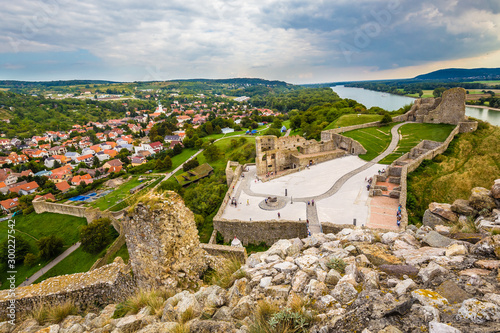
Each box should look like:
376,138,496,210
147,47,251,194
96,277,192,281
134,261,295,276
414,68,500,81
0,80,119,88
170,78,290,86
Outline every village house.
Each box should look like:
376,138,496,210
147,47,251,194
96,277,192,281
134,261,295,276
0,197,18,213
131,156,146,167
9,181,39,195
55,180,71,193
71,174,93,186
76,154,94,166
103,159,123,170
48,146,67,156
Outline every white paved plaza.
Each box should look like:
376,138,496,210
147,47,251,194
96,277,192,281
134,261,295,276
220,156,386,226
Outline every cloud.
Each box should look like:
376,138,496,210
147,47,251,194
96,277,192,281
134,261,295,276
0,0,499,82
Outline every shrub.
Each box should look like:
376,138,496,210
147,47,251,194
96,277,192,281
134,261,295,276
380,113,392,124
0,236,31,267
249,299,313,333
183,158,199,172
326,258,347,274
36,235,64,260
113,288,173,318
27,303,48,325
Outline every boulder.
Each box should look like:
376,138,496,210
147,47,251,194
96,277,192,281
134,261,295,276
378,325,403,333
435,280,472,304
429,203,458,222
325,269,342,286
176,293,202,319
474,260,500,270
491,180,500,199
418,261,448,284
378,264,419,278
189,319,236,333
230,296,253,320
411,289,448,307
137,322,179,333
423,209,447,228
356,243,402,266
428,321,462,333
471,235,500,258
331,282,358,304
451,199,476,216
115,314,147,332
445,243,468,256
456,298,500,324
423,231,454,248
266,239,292,258
434,225,451,235
291,270,309,293
394,279,417,296
469,187,496,211
393,247,446,266
273,261,298,274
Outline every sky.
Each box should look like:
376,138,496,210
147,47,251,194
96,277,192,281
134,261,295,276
1,0,500,84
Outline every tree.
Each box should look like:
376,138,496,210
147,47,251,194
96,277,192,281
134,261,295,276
24,253,37,266
214,125,222,134
163,156,172,170
433,87,446,98
183,158,199,171
203,144,222,162
36,235,64,259
79,218,112,254
271,118,282,129
205,121,213,135
0,236,30,267
173,143,183,156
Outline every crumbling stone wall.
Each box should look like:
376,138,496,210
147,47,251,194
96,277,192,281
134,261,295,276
404,87,467,125
0,258,134,320
121,191,210,289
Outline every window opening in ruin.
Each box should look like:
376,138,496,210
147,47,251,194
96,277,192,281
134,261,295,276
271,154,275,159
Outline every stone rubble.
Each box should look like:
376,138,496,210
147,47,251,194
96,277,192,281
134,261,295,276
3,180,500,332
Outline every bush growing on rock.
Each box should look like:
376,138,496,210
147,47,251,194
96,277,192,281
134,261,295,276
326,258,347,274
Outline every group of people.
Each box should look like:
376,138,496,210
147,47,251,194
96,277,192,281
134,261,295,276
377,169,386,175
307,199,315,206
396,204,402,227
366,177,373,191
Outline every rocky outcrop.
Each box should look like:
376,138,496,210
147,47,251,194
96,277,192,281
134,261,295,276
6,225,500,333
122,191,212,289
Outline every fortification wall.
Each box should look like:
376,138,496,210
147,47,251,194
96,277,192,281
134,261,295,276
33,198,87,218
213,219,308,246
225,161,241,187
200,244,247,262
0,259,135,320
397,125,461,228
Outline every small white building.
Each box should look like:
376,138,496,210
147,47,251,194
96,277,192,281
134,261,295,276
221,127,234,134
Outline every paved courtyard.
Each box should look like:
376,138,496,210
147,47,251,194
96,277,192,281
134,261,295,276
221,156,387,229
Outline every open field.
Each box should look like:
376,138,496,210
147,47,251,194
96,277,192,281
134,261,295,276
466,80,500,86
407,123,500,225
325,114,383,130
342,123,398,161
0,213,87,289
378,123,456,164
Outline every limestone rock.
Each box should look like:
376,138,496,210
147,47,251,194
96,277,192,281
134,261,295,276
291,270,309,293
435,280,472,304
423,209,447,228
411,289,448,307
451,199,476,216
273,261,298,274
176,292,203,319
137,322,179,333
325,269,342,286
394,279,417,296
331,282,358,304
423,231,454,248
189,319,236,333
418,261,448,284
471,235,500,258
381,232,399,244
445,243,468,256
115,313,147,332
356,243,402,266
429,203,458,222
212,306,232,321
378,325,403,333
122,192,209,288
266,239,292,258
469,187,496,211
491,181,500,199
434,225,451,235
195,285,227,309
393,247,445,266
378,264,419,278
474,260,500,270
294,255,319,274
428,321,462,333
456,298,500,324
230,296,253,320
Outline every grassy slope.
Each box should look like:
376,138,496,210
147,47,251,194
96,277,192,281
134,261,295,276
0,213,87,289
407,124,500,225
342,123,398,161
90,176,143,210
379,123,456,164
324,114,383,130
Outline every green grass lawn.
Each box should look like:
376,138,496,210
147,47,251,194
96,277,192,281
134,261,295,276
467,80,500,86
90,176,143,210
378,123,456,164
107,243,129,264
0,213,87,289
324,114,383,130
406,90,434,98
342,123,398,161
33,246,101,284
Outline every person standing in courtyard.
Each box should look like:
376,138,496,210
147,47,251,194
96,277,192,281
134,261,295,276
278,212,280,218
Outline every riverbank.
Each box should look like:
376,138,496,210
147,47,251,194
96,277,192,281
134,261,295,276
466,104,500,112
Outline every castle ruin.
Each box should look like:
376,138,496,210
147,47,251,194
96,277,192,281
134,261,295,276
255,133,366,177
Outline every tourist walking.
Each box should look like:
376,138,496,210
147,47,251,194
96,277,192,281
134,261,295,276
278,212,281,218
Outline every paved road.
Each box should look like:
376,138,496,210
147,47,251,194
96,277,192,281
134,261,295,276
19,242,81,287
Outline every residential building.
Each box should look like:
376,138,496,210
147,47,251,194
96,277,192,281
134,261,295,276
55,181,71,193
0,198,18,212
9,181,39,195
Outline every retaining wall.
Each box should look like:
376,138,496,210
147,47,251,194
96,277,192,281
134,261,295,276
213,219,308,246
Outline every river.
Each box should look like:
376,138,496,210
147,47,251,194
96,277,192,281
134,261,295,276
330,85,500,126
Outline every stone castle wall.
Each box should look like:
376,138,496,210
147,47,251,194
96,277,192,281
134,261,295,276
213,219,308,246
33,198,87,219
0,258,135,320
200,243,247,262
